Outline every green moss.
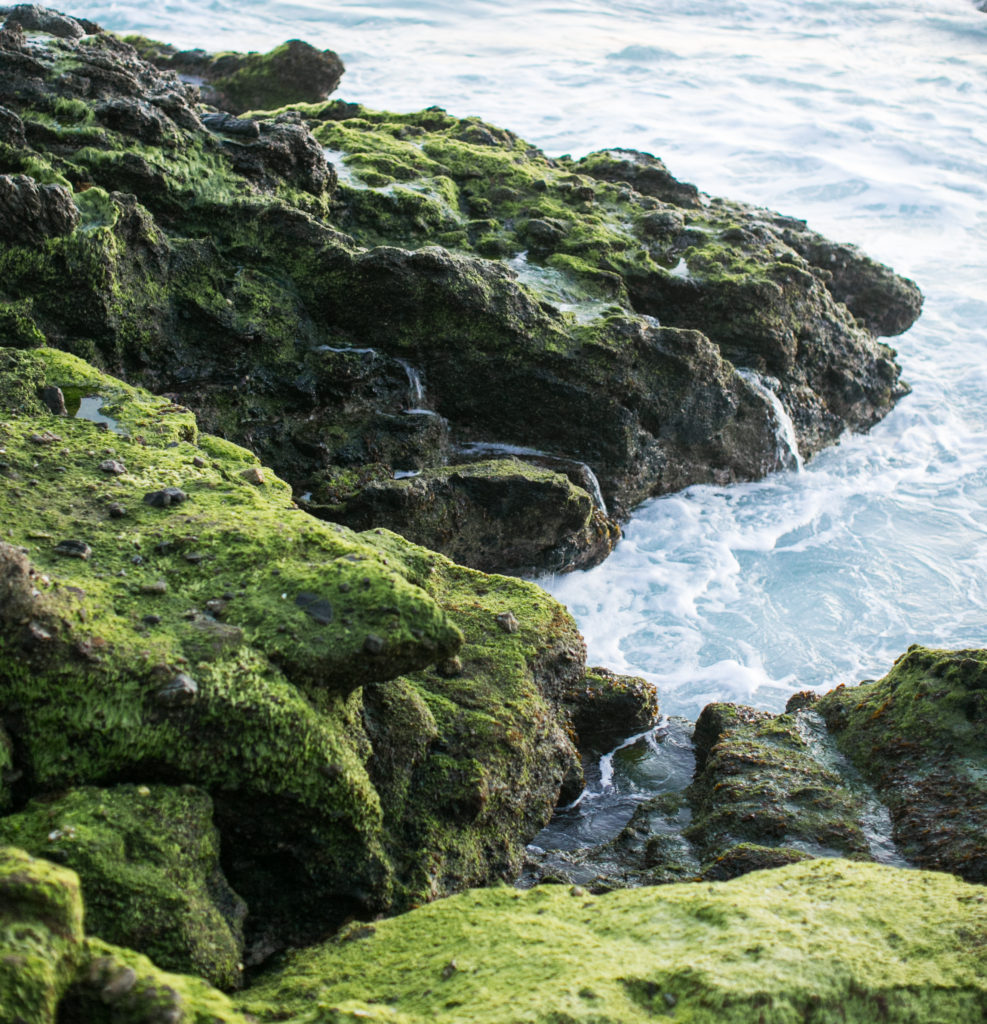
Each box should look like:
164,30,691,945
240,859,987,1024
0,346,464,931
0,847,83,1024
63,937,249,1024
0,785,246,989
357,528,583,905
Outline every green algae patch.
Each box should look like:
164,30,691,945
59,936,250,1024
0,785,246,990
0,843,250,1023
0,846,83,1024
356,529,583,905
818,645,987,882
239,859,987,1024
0,346,464,943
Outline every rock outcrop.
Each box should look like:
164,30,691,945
0,346,588,963
0,6,921,573
526,646,986,893
126,34,345,115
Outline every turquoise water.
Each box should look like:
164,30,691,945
70,0,987,721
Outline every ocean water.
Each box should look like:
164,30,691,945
69,0,987,724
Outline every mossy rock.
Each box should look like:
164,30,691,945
818,645,987,882
0,11,922,572
239,859,987,1024
0,785,246,989
0,345,586,957
686,704,872,862
329,457,620,575
126,36,345,115
563,666,659,753
0,846,84,1024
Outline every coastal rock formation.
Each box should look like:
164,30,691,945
0,7,921,572
0,346,588,963
527,646,986,893
0,785,246,989
331,458,620,575
0,845,247,1023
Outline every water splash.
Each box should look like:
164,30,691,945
507,251,617,324
737,367,804,472
396,359,425,408
457,441,608,514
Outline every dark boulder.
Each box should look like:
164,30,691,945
0,173,78,244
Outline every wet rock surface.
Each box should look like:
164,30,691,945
818,644,987,883
0,6,921,573
525,689,926,892
332,458,620,574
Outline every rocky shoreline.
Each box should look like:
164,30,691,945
0,6,984,1023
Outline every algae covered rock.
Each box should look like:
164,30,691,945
684,704,874,868
0,785,246,989
0,7,922,572
238,859,987,1024
818,644,987,882
0,345,586,959
127,35,345,115
562,666,659,752
331,457,620,575
0,846,83,1024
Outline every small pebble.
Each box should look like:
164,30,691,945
192,455,206,468
495,610,519,634
99,459,126,475
140,580,168,595
296,591,333,625
101,967,138,1002
108,502,127,518
41,386,66,415
240,466,265,485
29,430,61,445
184,552,205,564
363,633,385,656
156,672,198,707
131,554,143,565
54,539,91,560
143,487,187,508
142,614,161,626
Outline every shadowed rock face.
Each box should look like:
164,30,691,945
0,6,921,573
